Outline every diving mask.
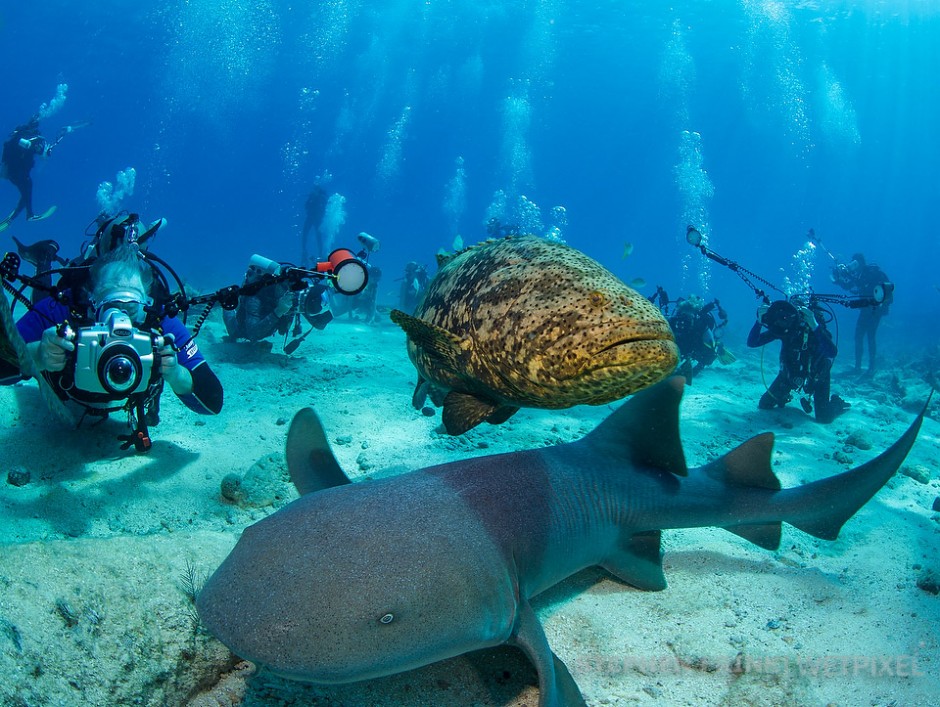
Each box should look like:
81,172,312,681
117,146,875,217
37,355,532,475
93,289,153,324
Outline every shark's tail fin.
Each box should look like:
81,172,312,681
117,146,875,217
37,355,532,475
786,396,929,540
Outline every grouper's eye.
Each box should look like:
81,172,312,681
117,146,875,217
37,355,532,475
588,291,607,308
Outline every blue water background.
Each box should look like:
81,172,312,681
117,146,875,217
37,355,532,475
1,1,938,351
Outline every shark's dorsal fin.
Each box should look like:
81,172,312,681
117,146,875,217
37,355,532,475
603,530,667,590
701,433,782,550
584,376,688,476
706,433,780,490
286,408,352,496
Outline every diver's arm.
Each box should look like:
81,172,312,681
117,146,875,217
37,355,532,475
160,318,223,414
240,292,289,341
746,320,776,348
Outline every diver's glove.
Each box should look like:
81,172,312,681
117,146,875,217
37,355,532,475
799,306,818,330
28,326,75,372
757,303,770,324
157,334,193,395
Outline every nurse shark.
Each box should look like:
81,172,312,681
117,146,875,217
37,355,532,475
197,378,928,706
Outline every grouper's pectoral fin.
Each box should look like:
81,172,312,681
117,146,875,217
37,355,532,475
411,378,429,409
511,600,588,707
442,391,516,435
602,530,667,591
286,408,353,495
389,309,467,371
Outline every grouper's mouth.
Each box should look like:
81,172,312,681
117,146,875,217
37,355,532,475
593,332,672,356
590,335,677,368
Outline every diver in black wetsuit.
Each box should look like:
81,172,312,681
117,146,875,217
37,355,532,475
1,116,52,230
747,299,848,424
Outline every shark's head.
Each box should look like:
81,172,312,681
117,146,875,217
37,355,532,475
196,485,516,683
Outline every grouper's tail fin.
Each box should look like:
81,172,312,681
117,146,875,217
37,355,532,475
787,393,930,541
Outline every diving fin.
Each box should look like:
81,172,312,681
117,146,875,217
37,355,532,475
27,205,57,222
716,342,736,365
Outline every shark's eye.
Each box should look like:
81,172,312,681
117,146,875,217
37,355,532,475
588,291,606,308
379,613,395,624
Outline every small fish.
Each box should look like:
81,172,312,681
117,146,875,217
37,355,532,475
629,277,647,289
622,241,634,259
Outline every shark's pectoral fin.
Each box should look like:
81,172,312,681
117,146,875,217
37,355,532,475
511,600,587,707
442,391,500,435
286,408,353,495
723,523,782,551
602,530,667,591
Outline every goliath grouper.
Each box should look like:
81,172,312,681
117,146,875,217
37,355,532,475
390,235,678,434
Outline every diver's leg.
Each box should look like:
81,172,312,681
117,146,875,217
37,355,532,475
17,175,34,220
760,373,790,409
853,312,865,372
867,311,882,372
813,357,833,422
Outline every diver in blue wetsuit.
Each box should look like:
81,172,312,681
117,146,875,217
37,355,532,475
0,242,223,448
746,299,848,424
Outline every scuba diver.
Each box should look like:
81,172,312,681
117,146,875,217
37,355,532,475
399,261,430,314
682,225,886,424
0,213,223,451
649,286,735,383
0,115,84,232
831,252,893,377
485,217,519,238
746,299,849,423
223,254,334,348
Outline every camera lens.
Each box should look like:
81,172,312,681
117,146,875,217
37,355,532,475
97,344,142,396
105,356,135,389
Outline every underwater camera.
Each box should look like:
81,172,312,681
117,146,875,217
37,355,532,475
69,309,159,397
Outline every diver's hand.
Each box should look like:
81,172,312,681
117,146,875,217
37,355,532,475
274,291,294,318
157,336,193,395
757,304,770,324
799,306,818,330
28,326,75,372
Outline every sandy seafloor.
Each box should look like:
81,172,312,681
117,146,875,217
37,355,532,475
0,311,938,707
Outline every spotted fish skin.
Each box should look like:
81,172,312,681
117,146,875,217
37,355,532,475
390,235,678,433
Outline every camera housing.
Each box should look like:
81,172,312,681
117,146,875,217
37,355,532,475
72,309,158,397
